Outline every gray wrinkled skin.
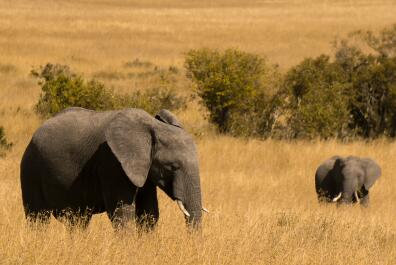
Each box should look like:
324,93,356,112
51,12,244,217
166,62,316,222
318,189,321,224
315,156,381,206
20,108,202,229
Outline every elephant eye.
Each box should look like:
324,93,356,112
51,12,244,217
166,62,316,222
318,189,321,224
166,162,180,171
162,162,179,172
171,164,180,170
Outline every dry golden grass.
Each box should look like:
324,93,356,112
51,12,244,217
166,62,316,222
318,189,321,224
1,0,396,264
1,0,396,73
1,137,396,264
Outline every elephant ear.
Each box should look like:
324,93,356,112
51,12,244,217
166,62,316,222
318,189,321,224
105,112,152,187
362,158,381,189
315,156,341,189
155,109,183,128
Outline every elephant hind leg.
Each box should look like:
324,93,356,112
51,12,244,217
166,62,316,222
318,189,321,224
21,180,51,225
24,208,51,227
21,145,51,226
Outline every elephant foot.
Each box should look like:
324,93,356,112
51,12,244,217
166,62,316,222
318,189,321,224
135,214,158,232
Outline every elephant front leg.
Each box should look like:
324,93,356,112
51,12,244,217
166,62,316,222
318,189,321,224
101,176,138,229
358,186,370,207
111,201,136,229
98,153,139,229
135,180,159,231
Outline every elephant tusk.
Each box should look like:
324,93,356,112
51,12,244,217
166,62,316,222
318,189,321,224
202,207,209,213
176,200,190,217
332,192,342,202
354,191,360,203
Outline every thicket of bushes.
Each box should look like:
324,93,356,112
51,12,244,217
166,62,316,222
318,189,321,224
186,24,396,139
185,49,275,135
32,64,115,116
30,24,396,140
32,64,186,117
0,127,12,157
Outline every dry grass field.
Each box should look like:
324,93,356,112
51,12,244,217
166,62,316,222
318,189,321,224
1,0,396,264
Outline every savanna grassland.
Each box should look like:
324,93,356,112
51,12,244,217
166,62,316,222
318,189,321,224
1,0,396,264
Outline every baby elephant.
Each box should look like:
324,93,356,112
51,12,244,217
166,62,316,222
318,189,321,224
315,156,381,206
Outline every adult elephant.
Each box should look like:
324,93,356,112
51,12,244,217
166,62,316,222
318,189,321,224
21,107,206,229
315,156,381,206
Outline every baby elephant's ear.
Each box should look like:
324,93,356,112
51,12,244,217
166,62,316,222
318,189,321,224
155,109,183,128
362,158,381,189
105,113,152,187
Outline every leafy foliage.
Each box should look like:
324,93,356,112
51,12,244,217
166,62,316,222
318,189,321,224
184,24,396,139
335,41,396,138
271,24,396,139
352,24,396,57
185,48,278,135
277,56,350,139
125,87,187,115
33,64,116,116
31,24,396,139
32,63,187,117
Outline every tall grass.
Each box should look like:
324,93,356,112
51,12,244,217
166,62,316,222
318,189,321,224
1,137,396,264
1,0,396,264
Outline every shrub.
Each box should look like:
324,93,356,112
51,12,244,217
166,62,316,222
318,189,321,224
278,55,350,139
346,54,396,137
335,31,396,138
274,24,396,140
32,64,117,116
32,63,188,118
288,83,350,139
125,87,187,115
0,127,12,157
352,24,396,57
184,27,396,139
185,48,277,135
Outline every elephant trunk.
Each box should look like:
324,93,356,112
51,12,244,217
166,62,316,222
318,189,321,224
339,176,361,204
333,191,359,203
337,190,359,204
173,164,202,228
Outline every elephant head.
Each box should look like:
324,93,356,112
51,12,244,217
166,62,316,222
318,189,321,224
315,156,381,205
105,109,204,227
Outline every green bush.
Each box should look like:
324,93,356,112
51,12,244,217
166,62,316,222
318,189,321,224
273,24,396,140
32,63,187,117
183,26,396,139
30,24,396,140
334,39,396,138
0,127,12,157
352,24,396,57
32,64,117,116
185,48,277,135
278,55,350,139
124,86,187,115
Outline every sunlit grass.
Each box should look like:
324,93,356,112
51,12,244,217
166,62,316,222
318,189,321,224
1,0,396,264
